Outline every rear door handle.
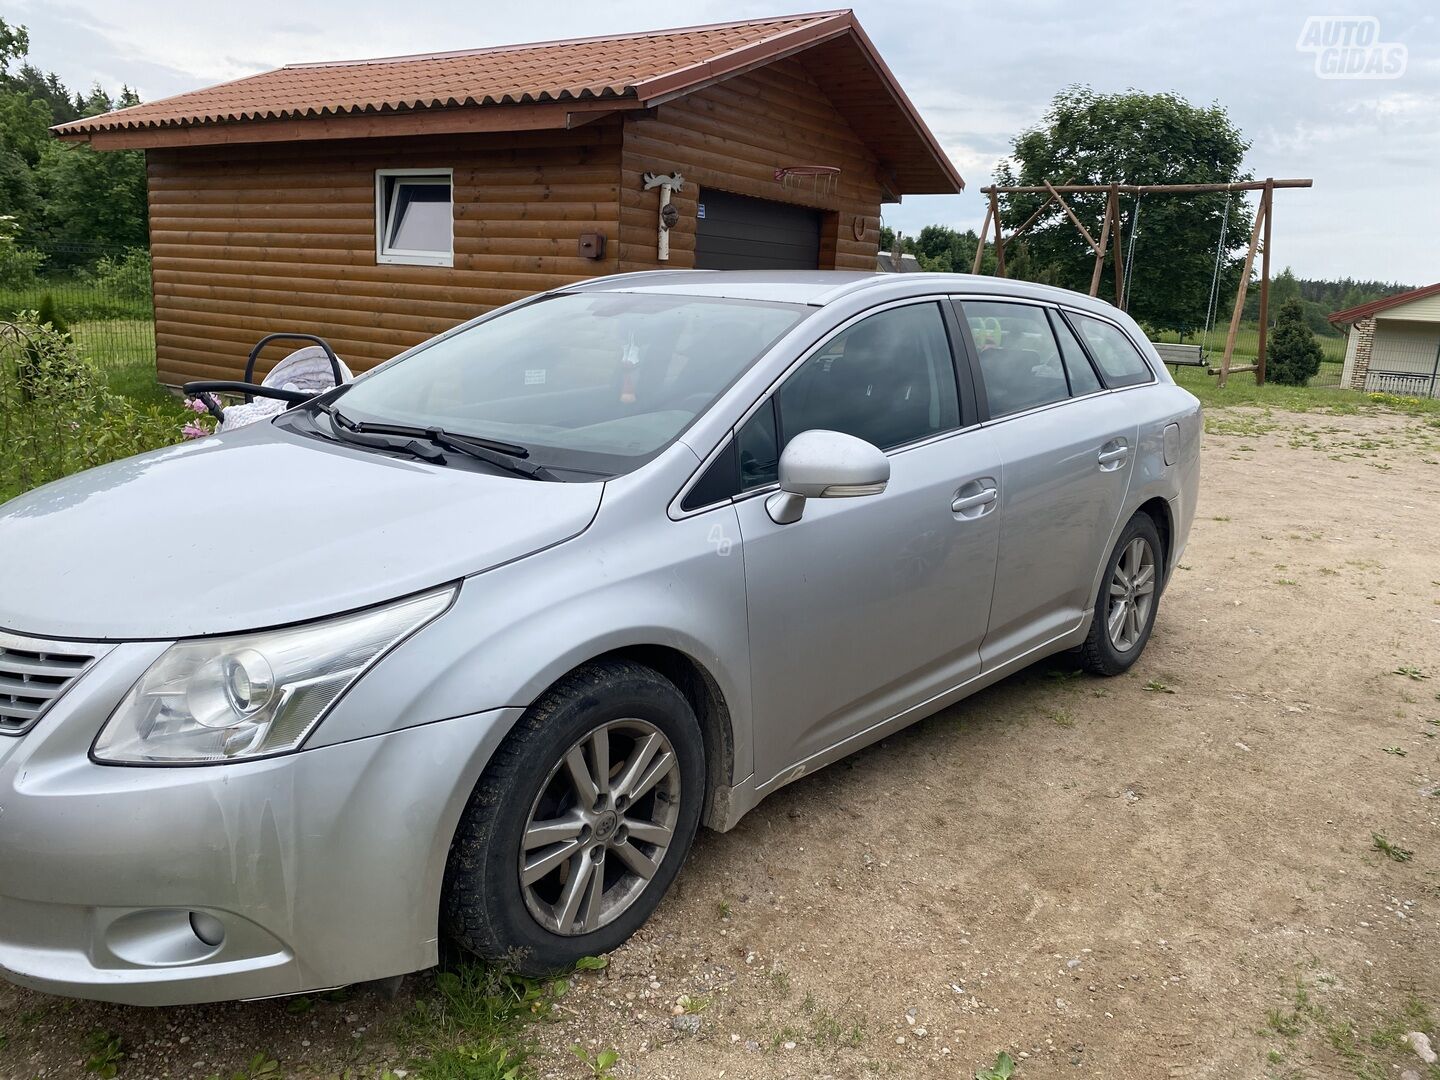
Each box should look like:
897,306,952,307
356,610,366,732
1098,441,1129,469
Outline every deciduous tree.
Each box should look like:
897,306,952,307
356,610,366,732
994,87,1253,333
0,17,147,257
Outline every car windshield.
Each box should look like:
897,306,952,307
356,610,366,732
334,291,807,477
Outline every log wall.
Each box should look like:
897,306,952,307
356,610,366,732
144,55,884,385
618,57,885,272
146,126,623,383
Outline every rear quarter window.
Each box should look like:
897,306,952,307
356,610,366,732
1071,314,1154,388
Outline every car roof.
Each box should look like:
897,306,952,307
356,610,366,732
562,269,1124,315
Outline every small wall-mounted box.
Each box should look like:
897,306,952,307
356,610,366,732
578,232,607,260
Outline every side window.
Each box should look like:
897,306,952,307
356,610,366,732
736,303,961,493
777,302,960,452
1071,314,1154,388
737,397,780,490
961,301,1069,418
1049,310,1103,396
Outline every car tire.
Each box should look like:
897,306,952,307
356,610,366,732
442,658,705,975
1080,512,1165,677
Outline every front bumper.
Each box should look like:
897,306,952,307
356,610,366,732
0,641,520,1006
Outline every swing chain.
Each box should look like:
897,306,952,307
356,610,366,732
1200,195,1232,356
1122,193,1143,308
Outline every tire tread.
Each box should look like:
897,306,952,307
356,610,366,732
443,658,697,970
1080,513,1163,677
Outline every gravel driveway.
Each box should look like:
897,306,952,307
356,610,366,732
3,404,1438,1080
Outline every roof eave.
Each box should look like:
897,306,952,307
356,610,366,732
52,97,646,150
842,18,964,193
632,13,961,196
1328,282,1440,327
630,12,853,104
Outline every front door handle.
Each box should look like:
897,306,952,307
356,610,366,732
952,486,998,513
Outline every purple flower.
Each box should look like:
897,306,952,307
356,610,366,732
185,397,210,414
182,422,210,440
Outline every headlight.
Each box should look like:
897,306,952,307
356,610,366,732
94,588,455,764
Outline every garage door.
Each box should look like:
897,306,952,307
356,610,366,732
694,190,822,270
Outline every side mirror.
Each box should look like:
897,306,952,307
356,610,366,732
766,429,890,525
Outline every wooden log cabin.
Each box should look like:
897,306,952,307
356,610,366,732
53,10,963,385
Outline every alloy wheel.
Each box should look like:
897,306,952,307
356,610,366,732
519,719,681,936
1106,536,1156,652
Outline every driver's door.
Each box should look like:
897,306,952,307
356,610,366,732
733,301,1003,791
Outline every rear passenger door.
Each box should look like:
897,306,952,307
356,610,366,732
955,300,1142,666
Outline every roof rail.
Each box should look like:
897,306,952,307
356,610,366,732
562,270,705,292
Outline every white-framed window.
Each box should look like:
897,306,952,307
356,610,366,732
375,169,453,267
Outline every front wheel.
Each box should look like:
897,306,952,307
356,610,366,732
442,659,704,974
1081,513,1164,676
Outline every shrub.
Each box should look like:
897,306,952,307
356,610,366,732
0,214,43,289
0,314,181,503
33,293,68,336
83,247,152,303
17,294,74,397
1266,298,1324,386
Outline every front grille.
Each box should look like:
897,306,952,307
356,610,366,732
0,631,102,736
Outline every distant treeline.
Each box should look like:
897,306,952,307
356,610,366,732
881,224,1413,336
1241,269,1416,334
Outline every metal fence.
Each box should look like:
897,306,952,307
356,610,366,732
1311,358,1345,389
0,242,155,383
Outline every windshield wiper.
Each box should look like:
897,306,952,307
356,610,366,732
428,431,560,481
321,409,558,481
313,407,447,464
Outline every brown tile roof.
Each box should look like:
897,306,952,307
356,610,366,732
53,10,962,194
1329,282,1440,326
56,12,845,131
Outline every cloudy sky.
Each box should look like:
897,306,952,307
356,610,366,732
13,0,1437,284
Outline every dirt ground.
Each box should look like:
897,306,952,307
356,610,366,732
2,404,1438,1080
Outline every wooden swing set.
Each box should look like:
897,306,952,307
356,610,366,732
973,178,1313,386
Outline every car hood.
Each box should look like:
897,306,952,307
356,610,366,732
0,422,602,640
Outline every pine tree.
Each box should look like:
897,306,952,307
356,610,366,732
33,292,68,335
1266,298,1323,386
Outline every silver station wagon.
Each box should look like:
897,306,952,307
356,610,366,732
0,271,1200,1005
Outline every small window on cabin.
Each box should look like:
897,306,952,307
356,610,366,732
376,170,453,267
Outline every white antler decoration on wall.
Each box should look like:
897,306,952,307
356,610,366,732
641,172,685,261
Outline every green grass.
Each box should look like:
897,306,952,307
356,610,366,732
1173,364,1440,416
1371,834,1414,863
1152,322,1347,365
82,1030,125,1078
400,964,569,1080
69,319,175,408
0,276,151,323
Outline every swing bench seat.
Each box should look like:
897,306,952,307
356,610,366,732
1150,342,1206,368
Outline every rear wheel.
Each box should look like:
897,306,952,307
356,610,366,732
443,659,704,974
1081,513,1164,676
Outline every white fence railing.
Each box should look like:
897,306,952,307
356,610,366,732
1364,370,1440,399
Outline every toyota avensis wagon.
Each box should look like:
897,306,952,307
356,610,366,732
0,271,1199,1005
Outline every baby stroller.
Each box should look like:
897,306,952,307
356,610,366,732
184,333,353,433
